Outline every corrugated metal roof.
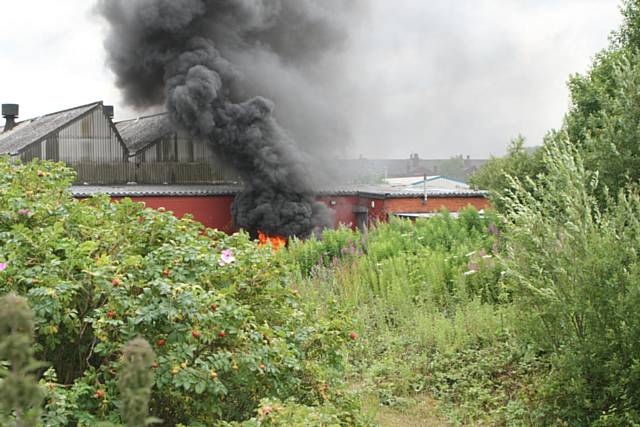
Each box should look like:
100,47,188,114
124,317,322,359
70,184,242,198
70,184,488,199
0,102,101,155
115,113,175,154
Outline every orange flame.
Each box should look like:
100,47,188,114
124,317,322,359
258,231,287,251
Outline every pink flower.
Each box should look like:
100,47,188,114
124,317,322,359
0,263,7,272
18,209,32,216
218,249,236,266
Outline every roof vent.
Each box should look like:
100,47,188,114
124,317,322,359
2,104,19,132
103,105,114,119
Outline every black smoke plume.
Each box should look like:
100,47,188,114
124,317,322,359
97,0,358,237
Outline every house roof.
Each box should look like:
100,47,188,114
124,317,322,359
70,184,242,198
115,113,175,154
69,184,488,199
0,102,102,155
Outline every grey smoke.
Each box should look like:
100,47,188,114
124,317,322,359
97,0,359,237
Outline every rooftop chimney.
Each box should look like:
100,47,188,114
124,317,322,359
2,104,19,132
103,105,114,119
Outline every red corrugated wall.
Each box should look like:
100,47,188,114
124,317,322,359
111,194,490,233
115,196,236,233
316,196,359,228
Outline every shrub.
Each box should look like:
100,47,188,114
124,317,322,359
502,140,640,424
290,207,524,424
0,157,356,425
220,395,374,427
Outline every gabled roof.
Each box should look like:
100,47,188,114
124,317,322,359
115,113,175,154
0,102,102,155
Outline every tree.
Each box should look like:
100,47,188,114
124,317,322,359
502,139,640,424
469,136,544,211
561,0,640,198
439,155,467,181
474,1,640,206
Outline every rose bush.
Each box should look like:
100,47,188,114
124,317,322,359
0,157,361,426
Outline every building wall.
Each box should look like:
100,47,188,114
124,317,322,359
317,196,359,228
20,108,129,184
383,196,490,221
58,109,126,163
132,131,239,184
115,195,237,233
103,194,489,234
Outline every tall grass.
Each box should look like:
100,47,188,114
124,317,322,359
284,209,535,424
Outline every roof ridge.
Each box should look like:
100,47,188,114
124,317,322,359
115,111,168,125
23,101,102,123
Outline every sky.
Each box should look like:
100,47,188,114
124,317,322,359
0,0,623,159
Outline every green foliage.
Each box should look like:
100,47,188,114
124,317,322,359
469,136,544,211
565,47,640,199
472,2,640,205
118,339,158,427
0,157,358,425
0,294,44,427
285,225,364,276
221,395,374,427
439,155,468,182
502,139,640,425
288,208,538,424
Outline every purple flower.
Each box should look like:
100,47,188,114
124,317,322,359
0,263,7,272
218,249,236,266
18,209,32,216
488,223,499,236
467,262,479,272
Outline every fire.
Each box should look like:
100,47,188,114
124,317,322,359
258,231,287,250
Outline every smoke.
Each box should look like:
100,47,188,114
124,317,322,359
97,0,359,237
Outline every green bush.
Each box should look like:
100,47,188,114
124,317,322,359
502,140,640,425
285,225,364,276
0,157,357,425
289,207,528,424
221,395,374,427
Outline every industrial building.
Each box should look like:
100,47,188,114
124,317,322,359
1,102,490,232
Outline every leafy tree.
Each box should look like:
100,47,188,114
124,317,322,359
560,0,640,197
502,139,640,424
474,1,640,205
469,136,544,211
439,155,467,181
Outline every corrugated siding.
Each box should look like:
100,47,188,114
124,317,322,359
62,109,129,184
17,111,238,185
19,108,130,184
132,130,239,184
58,109,126,163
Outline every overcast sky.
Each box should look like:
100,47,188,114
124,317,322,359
0,0,623,158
